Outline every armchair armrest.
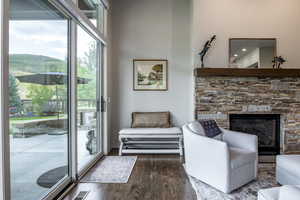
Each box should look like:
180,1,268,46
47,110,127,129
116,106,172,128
222,128,258,178
221,128,258,153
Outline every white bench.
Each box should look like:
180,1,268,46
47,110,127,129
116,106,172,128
118,127,183,156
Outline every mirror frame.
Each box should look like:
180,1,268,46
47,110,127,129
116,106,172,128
228,38,277,68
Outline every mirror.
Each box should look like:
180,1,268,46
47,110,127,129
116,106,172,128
229,38,276,68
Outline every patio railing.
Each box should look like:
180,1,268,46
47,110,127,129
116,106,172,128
21,99,96,115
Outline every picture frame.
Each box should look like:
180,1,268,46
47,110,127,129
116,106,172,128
133,59,168,91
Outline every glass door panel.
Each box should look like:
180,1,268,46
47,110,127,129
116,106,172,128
76,25,101,171
9,0,70,199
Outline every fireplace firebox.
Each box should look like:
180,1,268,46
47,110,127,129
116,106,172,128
229,114,280,155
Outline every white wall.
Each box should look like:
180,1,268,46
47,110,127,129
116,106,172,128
111,0,192,147
192,0,300,68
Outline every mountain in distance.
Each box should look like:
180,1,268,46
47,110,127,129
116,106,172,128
9,54,67,75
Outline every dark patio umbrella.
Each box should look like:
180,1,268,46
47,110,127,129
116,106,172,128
16,72,90,119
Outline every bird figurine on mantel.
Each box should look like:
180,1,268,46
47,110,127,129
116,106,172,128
198,35,216,68
272,56,286,69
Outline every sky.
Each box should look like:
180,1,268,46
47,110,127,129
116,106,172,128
9,20,95,61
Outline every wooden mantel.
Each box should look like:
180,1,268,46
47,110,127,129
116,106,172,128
194,68,300,77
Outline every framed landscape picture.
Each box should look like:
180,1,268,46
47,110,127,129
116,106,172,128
133,59,168,91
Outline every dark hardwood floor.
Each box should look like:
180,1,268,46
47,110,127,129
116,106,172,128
62,152,197,200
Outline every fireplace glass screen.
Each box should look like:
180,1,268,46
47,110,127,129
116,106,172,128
229,114,280,155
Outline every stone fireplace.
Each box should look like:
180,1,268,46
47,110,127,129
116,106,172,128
229,114,280,155
195,75,300,154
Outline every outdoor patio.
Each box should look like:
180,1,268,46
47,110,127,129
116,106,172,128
10,130,93,200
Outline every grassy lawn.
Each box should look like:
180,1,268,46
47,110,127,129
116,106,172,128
10,115,67,124
11,116,57,121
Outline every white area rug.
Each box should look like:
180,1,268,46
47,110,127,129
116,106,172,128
187,164,278,200
81,156,137,183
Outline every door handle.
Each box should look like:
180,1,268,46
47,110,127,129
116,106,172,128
100,97,106,112
96,99,101,112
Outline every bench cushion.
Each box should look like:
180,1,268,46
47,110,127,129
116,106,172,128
119,127,182,135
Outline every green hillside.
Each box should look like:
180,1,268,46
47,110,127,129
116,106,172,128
9,54,67,74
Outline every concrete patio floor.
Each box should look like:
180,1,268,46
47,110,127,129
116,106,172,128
10,130,96,200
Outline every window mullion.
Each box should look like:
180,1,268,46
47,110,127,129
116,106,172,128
0,0,11,199
69,19,78,181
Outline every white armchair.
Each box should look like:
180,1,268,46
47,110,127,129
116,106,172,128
183,123,258,193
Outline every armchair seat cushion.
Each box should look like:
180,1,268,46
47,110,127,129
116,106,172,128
230,147,256,169
119,127,182,135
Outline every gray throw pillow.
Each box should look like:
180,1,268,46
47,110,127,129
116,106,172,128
188,120,223,140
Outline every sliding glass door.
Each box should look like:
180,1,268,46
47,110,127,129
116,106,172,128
3,0,107,199
76,25,102,171
9,1,70,200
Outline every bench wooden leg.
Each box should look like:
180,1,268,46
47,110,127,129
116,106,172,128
119,137,124,156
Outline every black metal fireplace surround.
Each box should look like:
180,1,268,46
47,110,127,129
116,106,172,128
229,114,280,155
